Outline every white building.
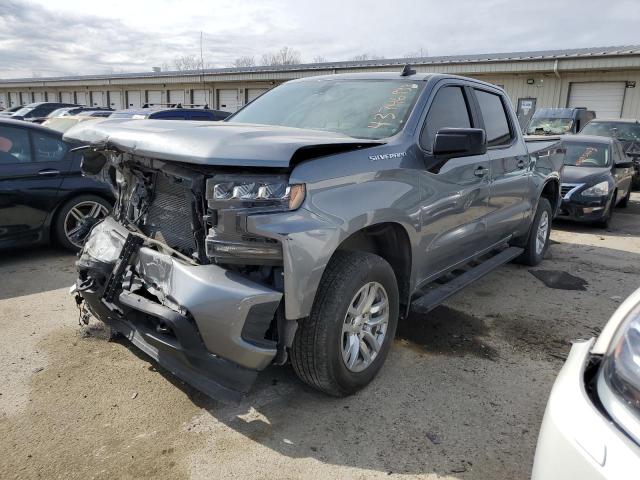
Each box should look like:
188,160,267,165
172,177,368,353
1,45,639,124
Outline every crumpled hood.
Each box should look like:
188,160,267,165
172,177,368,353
562,165,610,184
63,119,383,168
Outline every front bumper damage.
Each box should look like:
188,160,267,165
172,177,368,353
74,217,282,402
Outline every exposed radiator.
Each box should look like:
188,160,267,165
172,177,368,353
142,173,196,253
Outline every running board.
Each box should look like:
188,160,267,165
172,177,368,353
411,247,524,313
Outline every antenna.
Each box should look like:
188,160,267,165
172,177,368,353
401,64,416,76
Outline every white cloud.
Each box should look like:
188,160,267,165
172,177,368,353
1,0,639,79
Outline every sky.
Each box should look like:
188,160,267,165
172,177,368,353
0,0,639,79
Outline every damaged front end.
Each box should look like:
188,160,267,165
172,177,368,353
73,150,298,402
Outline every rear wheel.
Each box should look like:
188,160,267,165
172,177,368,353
54,195,111,251
515,197,552,266
290,250,399,396
618,188,631,209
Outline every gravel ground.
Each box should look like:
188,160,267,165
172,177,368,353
1,193,639,480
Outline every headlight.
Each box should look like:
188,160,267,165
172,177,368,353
206,176,305,211
598,301,640,442
581,181,609,197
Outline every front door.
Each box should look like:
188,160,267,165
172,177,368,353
0,125,72,245
416,84,493,281
473,88,530,244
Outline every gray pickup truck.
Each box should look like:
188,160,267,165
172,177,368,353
65,71,563,402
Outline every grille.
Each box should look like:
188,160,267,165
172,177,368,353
142,174,196,253
560,184,581,198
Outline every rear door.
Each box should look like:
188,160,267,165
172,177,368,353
472,87,530,244
0,125,72,243
416,83,493,279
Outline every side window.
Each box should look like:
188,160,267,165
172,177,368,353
30,132,67,162
474,89,512,147
0,125,31,163
420,86,471,150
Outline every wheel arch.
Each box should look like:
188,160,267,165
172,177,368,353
46,189,114,239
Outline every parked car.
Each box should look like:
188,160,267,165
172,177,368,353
557,136,634,227
47,106,113,118
41,115,105,133
109,104,230,121
532,286,640,480
0,118,113,251
580,118,640,187
0,105,24,116
76,110,113,118
526,107,596,136
10,102,78,124
64,71,563,402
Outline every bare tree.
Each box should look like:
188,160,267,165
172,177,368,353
173,55,211,71
312,55,327,63
402,48,429,59
234,56,256,67
261,46,302,66
350,53,384,61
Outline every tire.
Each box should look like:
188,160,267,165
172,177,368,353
515,197,552,266
291,250,399,397
594,193,615,229
618,188,631,209
53,194,111,252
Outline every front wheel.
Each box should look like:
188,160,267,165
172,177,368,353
515,197,552,266
290,250,399,396
54,195,111,252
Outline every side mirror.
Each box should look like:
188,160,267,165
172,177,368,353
433,128,487,157
615,158,634,169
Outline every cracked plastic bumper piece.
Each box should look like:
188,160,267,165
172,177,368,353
77,217,283,402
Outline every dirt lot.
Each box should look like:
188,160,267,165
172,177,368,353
1,194,639,480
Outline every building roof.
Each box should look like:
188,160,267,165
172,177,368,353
1,44,639,84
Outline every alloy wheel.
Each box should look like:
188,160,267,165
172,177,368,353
63,200,109,248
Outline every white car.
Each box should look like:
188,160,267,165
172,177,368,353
532,287,640,478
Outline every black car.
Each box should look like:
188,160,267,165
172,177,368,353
109,104,230,121
580,118,640,187
47,106,114,118
0,118,113,251
0,105,24,116
558,135,634,227
11,102,79,124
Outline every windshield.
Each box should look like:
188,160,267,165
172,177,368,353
12,107,35,117
526,117,573,135
229,79,423,140
580,122,640,143
563,143,610,167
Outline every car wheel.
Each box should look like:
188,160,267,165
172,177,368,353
618,188,631,209
290,250,399,396
516,197,552,266
54,194,111,252
594,193,615,229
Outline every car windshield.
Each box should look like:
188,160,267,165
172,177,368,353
563,143,610,167
580,122,640,143
12,107,34,117
229,79,424,140
526,117,573,135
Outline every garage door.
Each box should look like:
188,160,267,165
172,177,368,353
32,92,44,103
75,91,87,105
46,91,57,102
147,90,163,105
126,91,141,108
20,92,31,104
0,93,6,109
218,89,238,112
192,89,208,107
247,88,268,104
108,91,122,109
90,91,105,107
9,92,20,107
169,89,185,106
60,92,73,104
568,82,626,118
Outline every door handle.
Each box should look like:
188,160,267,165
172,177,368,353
474,166,489,178
38,169,60,176
517,159,527,169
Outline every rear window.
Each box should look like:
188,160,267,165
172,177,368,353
475,89,512,146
